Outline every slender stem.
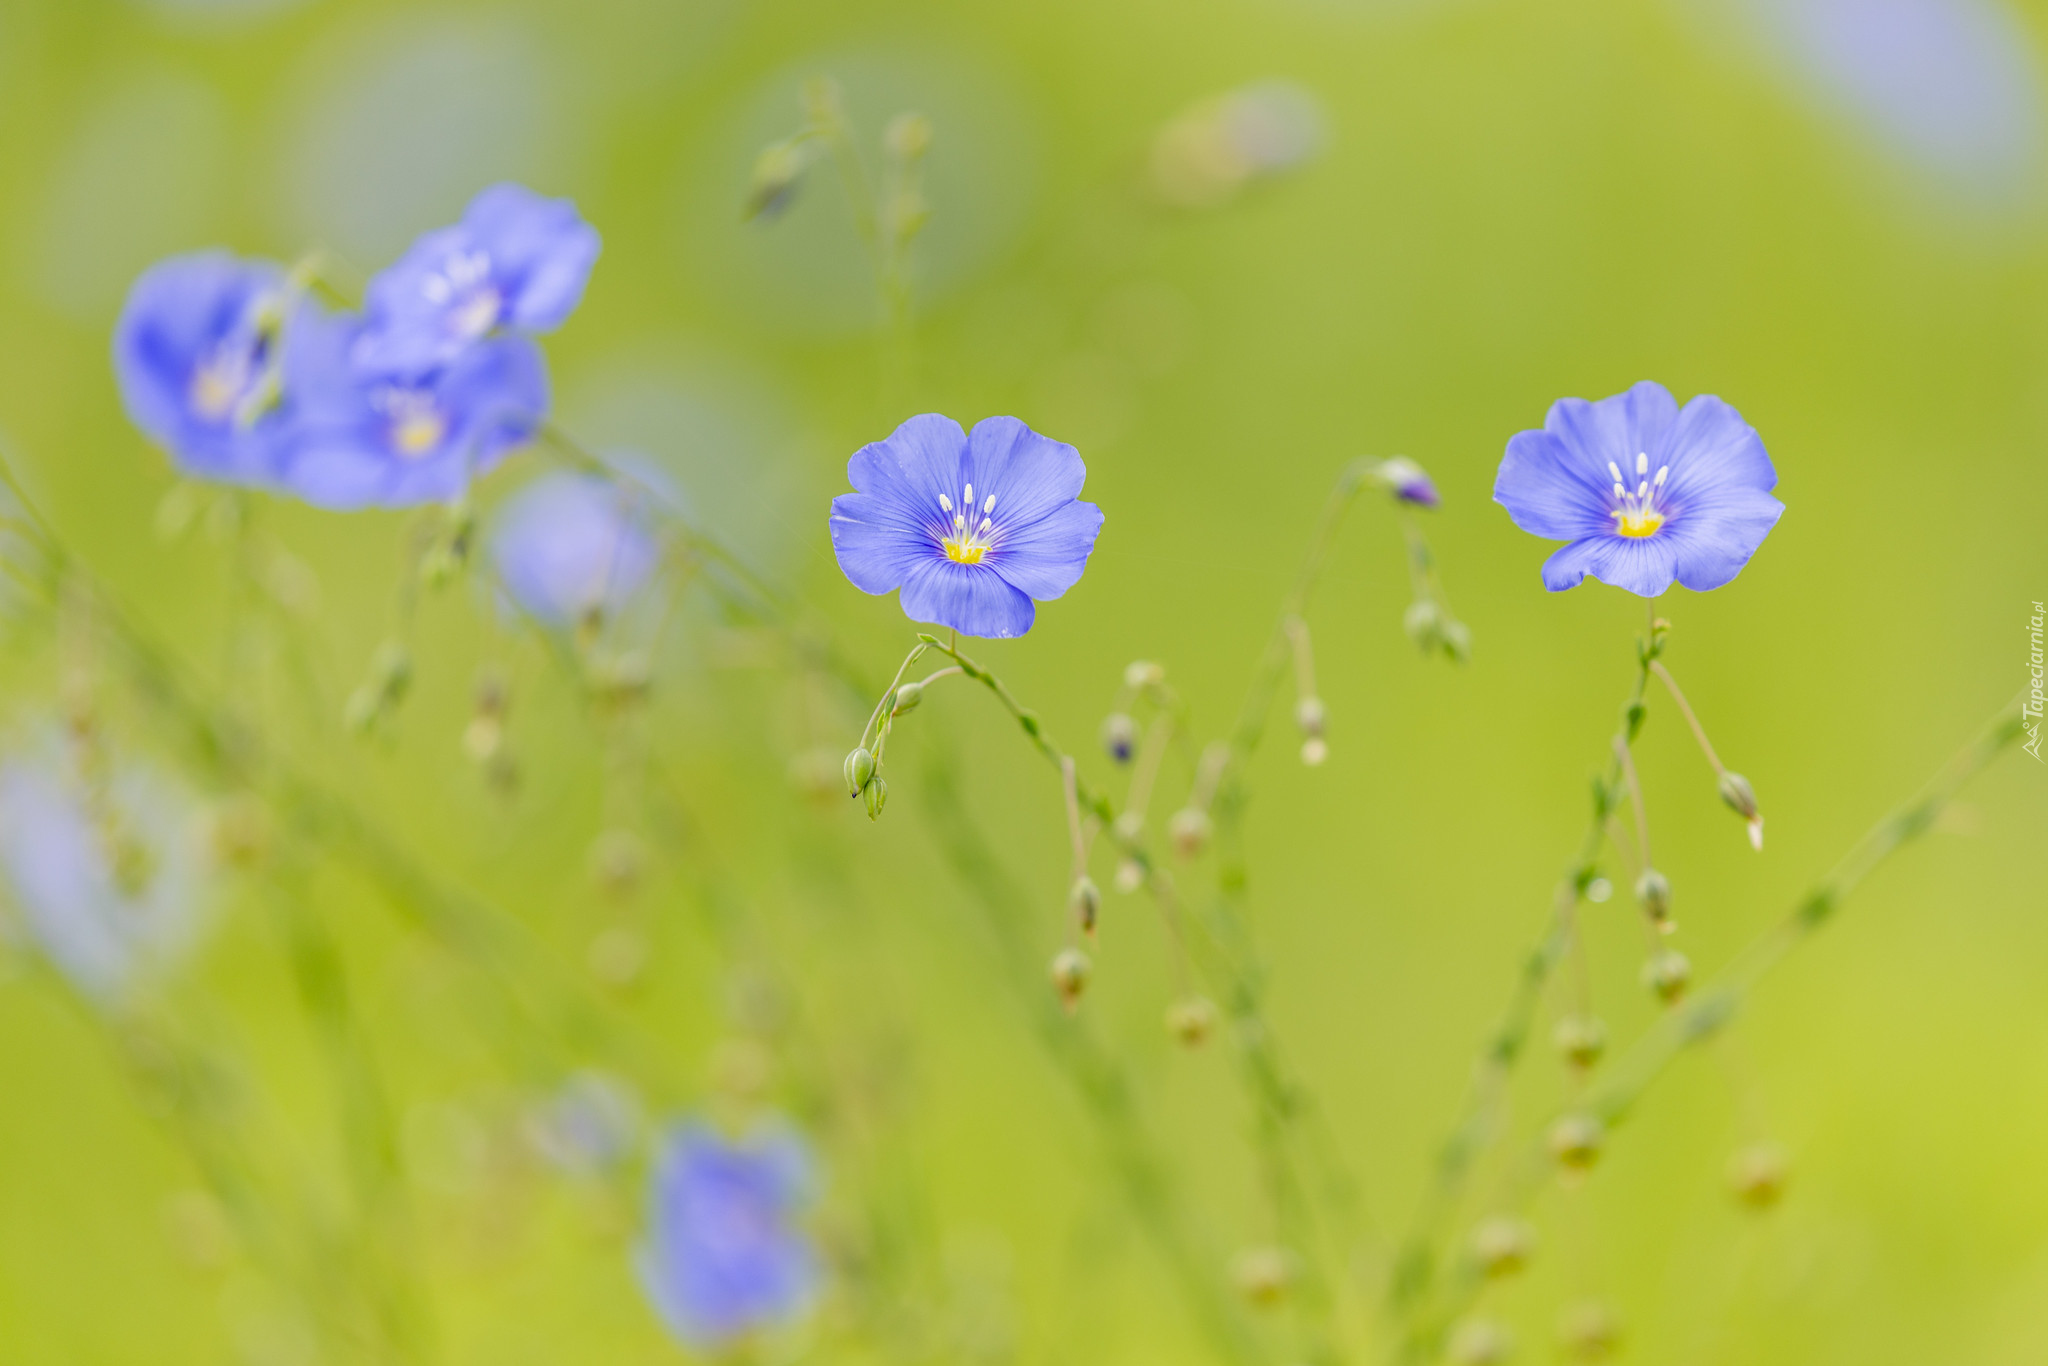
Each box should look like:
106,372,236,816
1650,660,1727,776
1614,734,1651,869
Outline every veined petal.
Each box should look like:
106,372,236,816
1661,394,1777,505
829,491,932,594
1494,430,1612,540
897,560,1036,638
846,413,969,520
1665,486,1785,592
1547,380,1680,475
963,416,1087,527
1541,534,1681,597
991,499,1104,601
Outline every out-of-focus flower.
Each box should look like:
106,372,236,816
528,1071,642,1177
491,471,662,627
0,748,207,1005
1148,81,1325,209
1727,0,2043,200
354,183,601,376
273,311,548,509
829,414,1104,639
1374,457,1440,508
1493,381,1783,597
638,1124,818,1347
113,251,297,485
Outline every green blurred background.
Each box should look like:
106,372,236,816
0,0,2045,1361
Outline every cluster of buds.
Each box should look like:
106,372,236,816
344,639,411,735
842,746,886,820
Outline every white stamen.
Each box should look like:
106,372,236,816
1612,483,1626,497
1608,461,1624,485
983,494,995,514
1655,466,1669,486
1637,480,1648,498
940,494,953,513
978,517,991,533
1636,452,1649,476
964,483,974,506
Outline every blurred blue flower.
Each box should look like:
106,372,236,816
638,1124,818,1348
829,414,1104,639
0,749,206,1006
272,311,548,509
113,251,296,485
491,470,662,626
1729,0,2042,200
1375,457,1440,509
1494,381,1784,597
528,1070,642,1177
353,183,600,377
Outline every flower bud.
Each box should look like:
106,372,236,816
1168,806,1212,858
1111,809,1143,842
1374,456,1440,509
1469,1216,1535,1278
1553,1014,1608,1069
883,111,933,162
1403,598,1443,651
1634,868,1673,929
1299,737,1328,766
1726,1141,1789,1210
1446,1319,1513,1366
863,775,889,821
1229,1246,1295,1307
843,747,875,798
1165,996,1218,1046
1123,660,1165,690
1101,712,1139,763
1717,771,1758,820
1641,947,1691,1003
745,139,811,220
1294,696,1326,737
1113,857,1144,894
890,681,923,715
1549,1113,1604,1170
1069,876,1101,935
1557,1300,1621,1361
1049,947,1091,1009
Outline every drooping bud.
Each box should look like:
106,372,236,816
1101,712,1139,763
1553,1014,1608,1069
1549,1113,1605,1170
1403,598,1444,652
890,680,923,715
1557,1300,1622,1361
1069,876,1101,935
1049,947,1091,1009
843,747,876,798
1229,1246,1296,1307
1718,771,1764,850
1165,996,1218,1046
745,138,812,220
1634,868,1673,930
1113,857,1145,894
1374,456,1440,509
1446,1318,1513,1366
1726,1141,1789,1210
1469,1216,1536,1278
1168,806,1213,859
1295,696,1328,766
1641,947,1692,1003
863,776,889,821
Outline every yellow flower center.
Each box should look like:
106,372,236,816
1608,453,1670,540
935,481,998,565
374,386,449,459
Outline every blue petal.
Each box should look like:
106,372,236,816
463,183,602,332
1541,534,1681,597
963,416,1087,528
829,491,930,594
897,559,1036,638
846,413,968,517
1661,394,1777,506
493,472,660,626
1493,429,1612,540
991,499,1104,601
1664,486,1786,592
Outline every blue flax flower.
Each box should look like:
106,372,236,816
353,183,601,377
491,471,662,627
0,749,207,1006
639,1124,817,1347
1494,381,1784,597
272,311,548,510
113,251,297,485
829,414,1104,638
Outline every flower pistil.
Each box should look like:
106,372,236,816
937,483,999,565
